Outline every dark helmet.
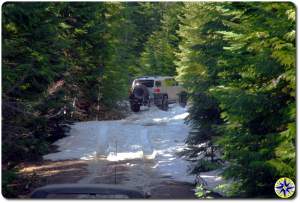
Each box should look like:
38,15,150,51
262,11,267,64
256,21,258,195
132,84,149,99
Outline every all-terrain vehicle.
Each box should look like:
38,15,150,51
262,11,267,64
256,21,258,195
129,76,187,112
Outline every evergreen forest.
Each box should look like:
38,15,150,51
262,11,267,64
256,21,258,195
2,2,296,198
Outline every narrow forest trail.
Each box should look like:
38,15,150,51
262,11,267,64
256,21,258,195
41,104,221,198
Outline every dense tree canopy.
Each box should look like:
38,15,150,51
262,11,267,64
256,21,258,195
2,2,296,198
177,2,295,198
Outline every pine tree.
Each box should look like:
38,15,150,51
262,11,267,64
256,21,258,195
176,2,224,172
140,2,182,76
2,2,296,198
177,2,296,197
211,2,296,197
2,2,71,166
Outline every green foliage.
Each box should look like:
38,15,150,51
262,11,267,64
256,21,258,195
195,184,223,199
2,3,172,197
177,2,296,198
191,159,221,173
2,2,296,198
176,2,223,172
195,184,205,198
2,169,18,198
139,3,182,76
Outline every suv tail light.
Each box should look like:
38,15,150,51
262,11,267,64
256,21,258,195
154,88,160,93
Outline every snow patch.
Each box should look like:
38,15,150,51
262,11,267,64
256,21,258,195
44,104,195,184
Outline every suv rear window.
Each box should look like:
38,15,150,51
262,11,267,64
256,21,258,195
136,80,154,88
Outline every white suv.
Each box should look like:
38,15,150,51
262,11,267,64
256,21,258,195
129,76,187,112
